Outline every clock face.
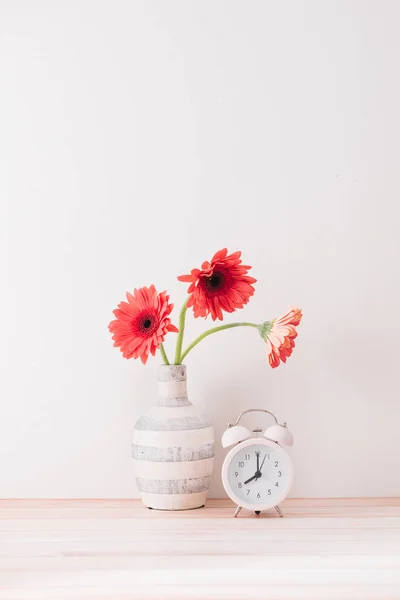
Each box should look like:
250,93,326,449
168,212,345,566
222,439,293,510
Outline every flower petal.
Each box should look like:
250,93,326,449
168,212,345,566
263,308,302,369
177,248,256,320
109,285,177,364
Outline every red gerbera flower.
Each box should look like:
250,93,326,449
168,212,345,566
259,308,303,368
108,285,178,364
178,248,257,321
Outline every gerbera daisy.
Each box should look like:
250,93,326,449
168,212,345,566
258,307,303,368
108,285,178,364
178,248,257,321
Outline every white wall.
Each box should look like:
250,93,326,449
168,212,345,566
1,0,399,499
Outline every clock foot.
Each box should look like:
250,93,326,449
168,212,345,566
255,510,261,515
274,505,284,518
233,505,242,518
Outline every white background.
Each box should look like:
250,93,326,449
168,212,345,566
1,0,399,499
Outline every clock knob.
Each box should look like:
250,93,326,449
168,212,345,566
221,425,251,448
264,424,294,447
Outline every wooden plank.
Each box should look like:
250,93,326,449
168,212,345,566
0,499,399,600
1,586,400,600
1,506,399,522
1,497,400,508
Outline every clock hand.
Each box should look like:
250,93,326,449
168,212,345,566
244,452,263,485
254,451,262,481
244,474,258,485
259,454,267,473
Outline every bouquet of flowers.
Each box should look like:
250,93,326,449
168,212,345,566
109,248,302,368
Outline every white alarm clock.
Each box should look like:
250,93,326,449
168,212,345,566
221,409,294,518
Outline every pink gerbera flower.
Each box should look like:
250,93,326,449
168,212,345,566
108,286,178,364
258,308,303,368
178,248,257,321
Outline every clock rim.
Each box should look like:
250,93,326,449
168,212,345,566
221,437,293,512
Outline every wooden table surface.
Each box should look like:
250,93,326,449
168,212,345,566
0,498,399,600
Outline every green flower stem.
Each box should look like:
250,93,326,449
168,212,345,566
159,343,170,365
180,322,258,363
174,299,189,365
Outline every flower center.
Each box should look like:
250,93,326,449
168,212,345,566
209,274,221,287
202,271,225,293
138,314,158,335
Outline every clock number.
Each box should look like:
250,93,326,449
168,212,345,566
257,493,261,499
234,472,238,477
267,454,270,459
268,489,271,495
245,454,250,460
278,471,282,477
246,490,250,495
275,481,279,487
238,482,242,488
274,461,279,467
238,462,244,467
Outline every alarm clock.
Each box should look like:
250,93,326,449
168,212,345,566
221,409,294,518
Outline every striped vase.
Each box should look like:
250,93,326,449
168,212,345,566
132,365,215,510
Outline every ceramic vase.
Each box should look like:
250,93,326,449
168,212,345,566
132,365,215,510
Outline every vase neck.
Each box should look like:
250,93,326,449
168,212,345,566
156,364,190,407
